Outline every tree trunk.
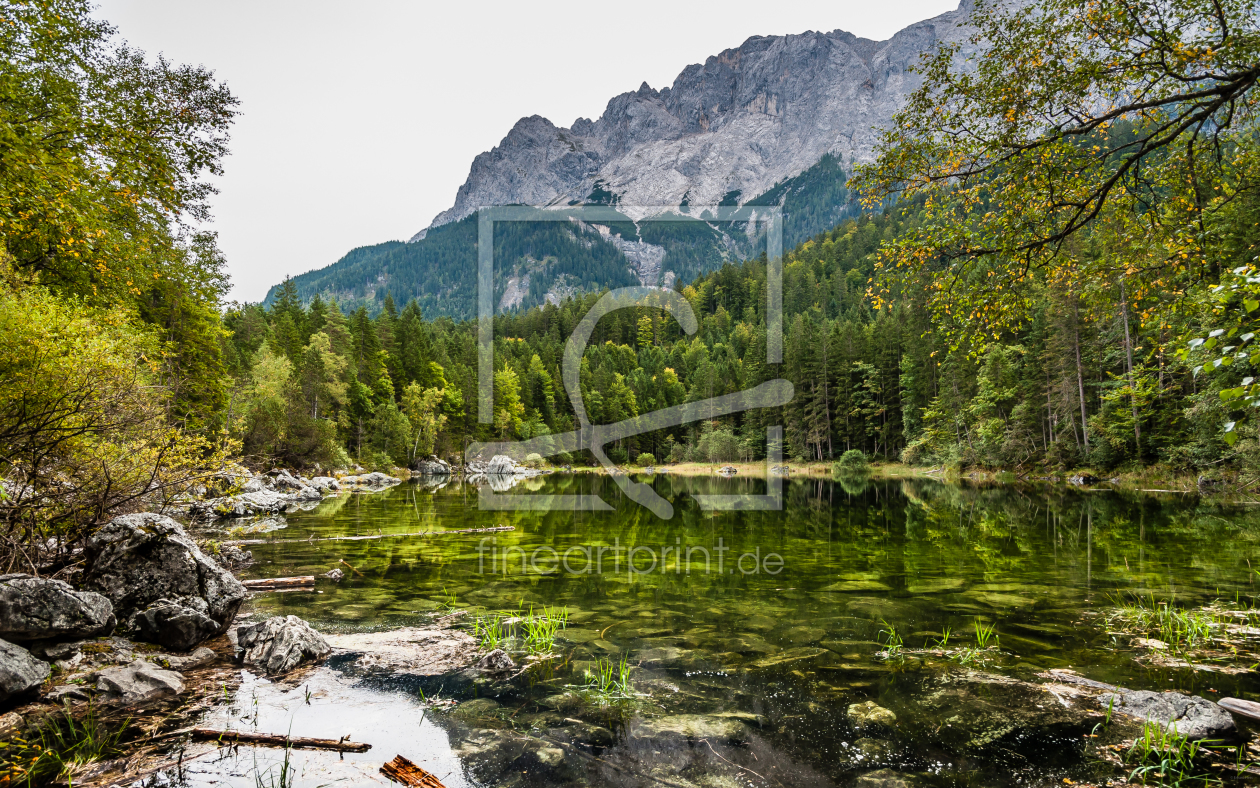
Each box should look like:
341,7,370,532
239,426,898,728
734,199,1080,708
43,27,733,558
1120,279,1141,455
1074,301,1090,450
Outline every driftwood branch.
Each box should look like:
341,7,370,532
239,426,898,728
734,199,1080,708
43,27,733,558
241,576,315,590
191,728,371,752
380,755,448,787
225,525,514,546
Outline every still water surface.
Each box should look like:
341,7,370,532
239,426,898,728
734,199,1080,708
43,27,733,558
185,474,1260,787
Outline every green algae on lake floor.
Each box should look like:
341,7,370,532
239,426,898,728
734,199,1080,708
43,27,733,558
193,474,1260,787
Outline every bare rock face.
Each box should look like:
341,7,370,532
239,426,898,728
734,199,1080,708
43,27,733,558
80,513,246,646
236,616,331,675
0,637,49,704
0,574,116,643
418,2,976,235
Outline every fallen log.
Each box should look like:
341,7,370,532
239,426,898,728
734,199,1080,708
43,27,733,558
1219,697,1260,721
380,755,448,787
226,525,514,546
191,728,371,752
241,576,315,590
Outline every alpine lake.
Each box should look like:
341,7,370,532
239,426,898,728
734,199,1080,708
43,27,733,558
169,472,1260,788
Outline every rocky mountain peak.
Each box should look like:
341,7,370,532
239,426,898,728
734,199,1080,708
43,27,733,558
413,2,973,239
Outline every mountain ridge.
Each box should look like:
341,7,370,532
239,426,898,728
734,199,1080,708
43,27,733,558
268,3,975,316
415,2,973,238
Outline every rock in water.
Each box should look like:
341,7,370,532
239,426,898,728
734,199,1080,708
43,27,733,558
848,700,897,730
0,574,116,642
0,638,49,703
95,659,184,705
473,649,515,673
236,616,331,675
414,456,451,476
855,770,918,788
80,513,246,646
130,600,221,652
1098,689,1234,740
339,472,401,489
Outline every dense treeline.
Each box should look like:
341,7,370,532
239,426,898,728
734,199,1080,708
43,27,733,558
224,177,1257,473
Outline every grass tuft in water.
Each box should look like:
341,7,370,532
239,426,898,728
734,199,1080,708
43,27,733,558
877,618,904,660
1107,592,1217,651
1,702,131,786
575,654,636,706
1124,721,1221,787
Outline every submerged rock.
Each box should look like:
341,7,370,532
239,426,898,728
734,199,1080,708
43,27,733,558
322,568,345,581
631,714,752,744
0,638,49,704
325,626,479,674
94,658,184,705
855,769,918,787
848,700,897,730
452,697,501,720
0,574,116,642
81,513,246,646
236,615,331,675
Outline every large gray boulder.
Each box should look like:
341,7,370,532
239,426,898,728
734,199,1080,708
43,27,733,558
414,456,451,476
94,659,184,705
81,513,246,647
236,615,331,675
0,638,49,704
1098,689,1234,740
130,600,220,652
0,574,115,642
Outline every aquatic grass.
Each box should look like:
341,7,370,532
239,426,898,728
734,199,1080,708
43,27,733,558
1124,721,1221,787
253,746,296,788
521,605,568,654
1107,592,1217,651
877,619,904,659
973,619,999,650
473,611,515,651
470,605,567,654
12,702,132,786
933,626,953,649
576,654,636,705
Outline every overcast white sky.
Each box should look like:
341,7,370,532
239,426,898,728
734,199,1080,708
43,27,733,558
93,0,959,303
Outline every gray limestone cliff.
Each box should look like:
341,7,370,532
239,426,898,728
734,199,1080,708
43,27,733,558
413,2,974,240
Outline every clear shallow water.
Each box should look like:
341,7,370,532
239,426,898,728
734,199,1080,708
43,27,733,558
191,475,1260,787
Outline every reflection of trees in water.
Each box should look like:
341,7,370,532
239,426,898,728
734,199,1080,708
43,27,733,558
265,475,1260,626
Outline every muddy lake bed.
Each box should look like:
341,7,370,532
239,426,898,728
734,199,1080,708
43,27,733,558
151,472,1260,787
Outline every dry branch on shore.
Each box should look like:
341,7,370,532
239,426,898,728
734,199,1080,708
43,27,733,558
191,728,371,752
